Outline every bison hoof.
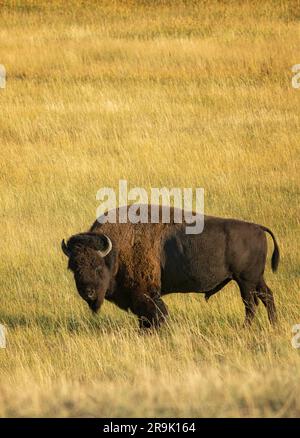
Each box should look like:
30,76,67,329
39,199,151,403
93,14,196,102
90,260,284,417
138,314,167,331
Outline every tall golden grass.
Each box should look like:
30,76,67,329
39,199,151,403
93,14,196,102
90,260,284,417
0,0,299,417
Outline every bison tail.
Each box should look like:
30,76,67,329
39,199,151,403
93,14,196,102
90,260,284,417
260,226,280,272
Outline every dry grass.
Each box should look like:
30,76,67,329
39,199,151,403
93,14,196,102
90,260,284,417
0,0,300,417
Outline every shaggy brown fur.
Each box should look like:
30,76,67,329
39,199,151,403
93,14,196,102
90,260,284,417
62,205,279,329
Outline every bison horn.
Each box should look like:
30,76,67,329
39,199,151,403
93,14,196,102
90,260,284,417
97,234,112,257
61,239,71,257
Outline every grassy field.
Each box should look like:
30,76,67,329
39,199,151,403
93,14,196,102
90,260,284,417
0,0,300,417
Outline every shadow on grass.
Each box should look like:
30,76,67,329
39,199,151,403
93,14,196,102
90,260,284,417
1,307,269,338
0,311,128,336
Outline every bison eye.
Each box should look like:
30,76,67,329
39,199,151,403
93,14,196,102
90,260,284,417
86,288,97,300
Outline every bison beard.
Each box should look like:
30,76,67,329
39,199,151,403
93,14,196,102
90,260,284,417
62,206,279,329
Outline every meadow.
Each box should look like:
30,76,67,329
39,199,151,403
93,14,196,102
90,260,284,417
0,0,300,417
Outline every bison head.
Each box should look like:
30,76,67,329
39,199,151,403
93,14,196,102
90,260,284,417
61,232,113,313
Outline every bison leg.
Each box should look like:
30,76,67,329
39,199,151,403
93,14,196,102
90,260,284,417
237,280,257,326
256,278,277,325
131,293,168,330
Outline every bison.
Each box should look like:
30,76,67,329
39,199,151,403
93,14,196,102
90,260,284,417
61,206,279,328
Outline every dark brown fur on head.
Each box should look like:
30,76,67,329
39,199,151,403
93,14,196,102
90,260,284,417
62,233,114,312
